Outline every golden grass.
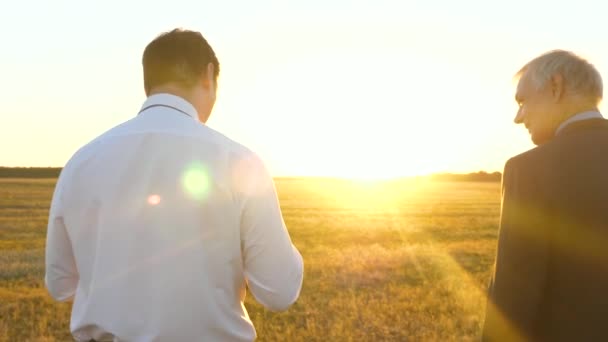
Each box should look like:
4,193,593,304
0,178,500,341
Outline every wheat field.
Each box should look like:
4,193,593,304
0,177,500,341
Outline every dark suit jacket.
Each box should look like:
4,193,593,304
482,118,608,342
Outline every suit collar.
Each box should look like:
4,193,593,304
555,111,604,135
556,117,608,137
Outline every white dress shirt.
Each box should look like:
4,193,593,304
555,111,604,135
45,94,304,342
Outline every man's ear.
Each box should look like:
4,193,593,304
551,73,564,102
202,63,215,89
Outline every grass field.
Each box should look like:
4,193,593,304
0,177,501,341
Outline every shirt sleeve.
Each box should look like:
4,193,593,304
235,153,303,311
45,170,79,302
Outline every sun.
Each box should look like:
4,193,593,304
325,159,432,181
339,168,401,181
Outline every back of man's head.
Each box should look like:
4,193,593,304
142,28,220,96
516,50,603,106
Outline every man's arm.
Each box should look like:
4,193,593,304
45,173,79,302
482,159,550,341
237,154,303,311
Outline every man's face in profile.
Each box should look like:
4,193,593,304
514,75,558,145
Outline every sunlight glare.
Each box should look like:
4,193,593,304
182,162,210,200
147,194,161,206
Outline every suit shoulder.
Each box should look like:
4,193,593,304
504,150,532,172
506,140,560,171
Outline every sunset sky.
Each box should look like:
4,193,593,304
1,0,607,178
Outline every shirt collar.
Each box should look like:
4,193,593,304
138,93,200,122
555,111,604,136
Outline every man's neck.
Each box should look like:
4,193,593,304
553,97,599,130
148,84,194,104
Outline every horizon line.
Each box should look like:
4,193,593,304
0,166,503,180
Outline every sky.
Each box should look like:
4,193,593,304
1,0,607,178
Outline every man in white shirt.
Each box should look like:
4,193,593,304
45,28,304,342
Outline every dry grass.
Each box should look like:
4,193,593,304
0,178,500,341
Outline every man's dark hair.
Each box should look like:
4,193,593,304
142,28,220,95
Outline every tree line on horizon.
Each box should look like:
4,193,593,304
0,167,63,178
0,167,502,182
429,171,502,182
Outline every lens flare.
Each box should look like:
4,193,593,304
147,194,161,206
182,162,210,200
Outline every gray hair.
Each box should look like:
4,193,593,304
516,50,603,105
